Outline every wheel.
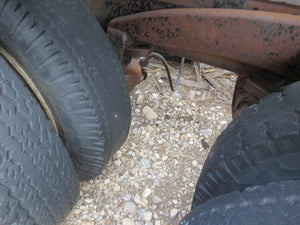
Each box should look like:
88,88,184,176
192,81,300,208
182,180,300,225
0,55,79,224
0,0,131,180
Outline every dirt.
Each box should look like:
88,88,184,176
63,59,237,225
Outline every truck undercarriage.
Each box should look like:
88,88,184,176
85,0,300,117
0,0,299,224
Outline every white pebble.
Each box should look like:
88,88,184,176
124,202,137,214
192,160,198,167
152,196,162,204
136,95,144,104
143,188,152,199
122,194,132,201
114,159,122,167
169,208,178,220
134,194,142,205
142,106,158,120
123,218,135,225
201,129,213,137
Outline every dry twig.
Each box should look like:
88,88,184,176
202,72,231,97
193,62,202,81
150,74,164,95
171,75,210,90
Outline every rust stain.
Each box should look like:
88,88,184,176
123,59,144,92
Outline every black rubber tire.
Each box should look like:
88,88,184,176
0,55,79,224
182,180,300,225
0,0,131,180
192,81,300,208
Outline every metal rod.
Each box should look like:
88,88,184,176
174,57,185,91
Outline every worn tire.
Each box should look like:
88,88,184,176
182,180,300,225
0,0,131,180
0,55,79,224
192,81,300,208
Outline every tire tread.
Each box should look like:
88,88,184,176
192,81,300,208
0,55,79,224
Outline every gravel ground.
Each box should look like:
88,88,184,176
63,60,236,225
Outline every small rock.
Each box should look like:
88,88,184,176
169,208,178,220
173,92,181,99
141,198,149,208
133,123,140,129
153,179,160,186
113,151,122,159
137,95,144,104
201,139,210,149
130,168,137,175
123,218,135,225
103,219,111,225
152,93,159,99
124,202,137,214
114,184,121,192
121,156,127,164
162,156,168,161
85,198,93,204
164,114,170,120
134,194,142,205
138,209,153,221
192,160,198,167
122,194,132,201
155,221,161,225
189,90,196,100
157,139,164,145
142,158,152,169
132,128,139,135
100,210,106,216
81,222,94,225
143,188,152,199
201,129,213,137
114,159,122,167
152,196,162,204
186,108,192,115
142,106,158,120
220,120,227,125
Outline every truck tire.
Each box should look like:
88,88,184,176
192,81,300,208
0,0,131,180
182,180,300,225
0,55,79,224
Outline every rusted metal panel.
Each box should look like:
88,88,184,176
83,0,250,30
84,0,299,30
108,8,300,80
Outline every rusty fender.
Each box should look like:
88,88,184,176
108,8,300,81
